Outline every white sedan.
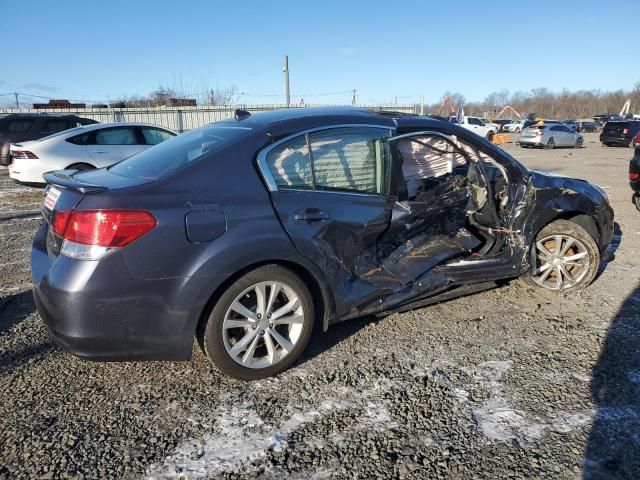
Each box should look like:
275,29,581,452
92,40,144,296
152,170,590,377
8,122,176,184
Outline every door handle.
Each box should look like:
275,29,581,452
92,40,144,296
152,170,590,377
294,209,330,222
93,151,108,154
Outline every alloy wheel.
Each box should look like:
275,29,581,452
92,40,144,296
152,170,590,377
531,234,590,290
222,281,304,369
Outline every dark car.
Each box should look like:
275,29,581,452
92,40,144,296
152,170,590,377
494,119,516,132
32,107,614,379
0,114,97,166
600,120,640,147
577,120,599,133
628,146,640,210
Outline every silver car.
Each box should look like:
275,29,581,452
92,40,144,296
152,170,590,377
518,124,584,149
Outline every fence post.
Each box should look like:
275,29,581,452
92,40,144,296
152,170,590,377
177,110,184,133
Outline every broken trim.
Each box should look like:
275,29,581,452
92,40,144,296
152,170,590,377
256,124,394,192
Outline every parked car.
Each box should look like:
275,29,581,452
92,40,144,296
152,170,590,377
600,120,640,147
32,107,613,379
0,114,97,166
481,119,500,131
9,122,176,185
519,124,584,149
449,115,497,139
634,131,640,148
494,119,519,132
576,120,599,133
629,145,640,210
562,120,578,132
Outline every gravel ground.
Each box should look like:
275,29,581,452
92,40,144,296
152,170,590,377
1,133,639,479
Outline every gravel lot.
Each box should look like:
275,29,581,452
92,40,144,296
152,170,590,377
1,133,639,479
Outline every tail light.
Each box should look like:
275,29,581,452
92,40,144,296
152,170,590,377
53,209,156,259
623,128,629,135
536,130,544,136
630,173,640,181
12,150,38,159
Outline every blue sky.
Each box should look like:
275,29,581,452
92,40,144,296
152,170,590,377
1,0,638,106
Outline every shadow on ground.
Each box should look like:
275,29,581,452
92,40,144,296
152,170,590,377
0,290,35,335
584,283,640,478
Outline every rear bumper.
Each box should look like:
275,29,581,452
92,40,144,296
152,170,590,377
9,158,48,184
518,138,544,147
600,134,632,145
31,223,226,361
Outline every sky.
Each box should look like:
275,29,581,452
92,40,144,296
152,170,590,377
1,0,639,106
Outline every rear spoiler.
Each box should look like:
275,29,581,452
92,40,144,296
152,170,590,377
43,169,108,193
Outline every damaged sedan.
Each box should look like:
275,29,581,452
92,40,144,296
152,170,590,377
31,107,614,379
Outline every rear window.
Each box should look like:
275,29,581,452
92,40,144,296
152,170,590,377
109,124,252,180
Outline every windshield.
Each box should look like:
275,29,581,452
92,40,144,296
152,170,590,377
109,124,253,180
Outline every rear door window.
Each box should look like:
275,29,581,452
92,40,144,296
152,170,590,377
43,119,69,134
309,128,391,194
7,120,33,133
265,135,313,189
94,127,138,145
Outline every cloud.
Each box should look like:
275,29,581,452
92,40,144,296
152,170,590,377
339,47,358,57
20,82,59,93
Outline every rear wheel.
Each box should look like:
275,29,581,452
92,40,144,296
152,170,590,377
524,220,599,291
487,131,495,142
634,193,640,212
545,138,555,149
201,265,314,380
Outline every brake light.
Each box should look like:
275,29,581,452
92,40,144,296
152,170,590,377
12,150,38,159
630,173,640,181
52,210,156,259
623,128,629,135
536,130,544,136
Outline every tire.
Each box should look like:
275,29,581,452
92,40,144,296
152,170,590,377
603,143,611,147
574,137,583,149
201,265,315,380
67,163,95,171
524,219,600,291
487,131,495,142
515,127,521,133
634,193,640,212
545,138,555,149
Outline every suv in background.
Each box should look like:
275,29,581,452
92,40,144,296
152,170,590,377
0,114,98,166
600,120,640,147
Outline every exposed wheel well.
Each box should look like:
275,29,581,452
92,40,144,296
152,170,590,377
195,260,331,347
532,212,599,247
66,162,96,170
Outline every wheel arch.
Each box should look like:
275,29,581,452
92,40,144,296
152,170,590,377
530,210,600,246
65,161,96,170
195,258,336,347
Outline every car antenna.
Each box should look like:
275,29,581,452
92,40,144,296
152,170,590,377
234,109,251,121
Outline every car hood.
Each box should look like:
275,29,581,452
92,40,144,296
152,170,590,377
529,170,608,203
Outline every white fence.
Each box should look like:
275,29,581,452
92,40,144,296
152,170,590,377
0,104,419,132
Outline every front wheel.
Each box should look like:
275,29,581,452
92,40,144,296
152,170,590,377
634,193,640,212
524,220,600,291
201,265,314,380
574,137,583,148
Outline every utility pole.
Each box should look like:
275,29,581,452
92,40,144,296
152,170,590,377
352,89,357,106
14,92,19,109
420,96,424,115
283,55,290,108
